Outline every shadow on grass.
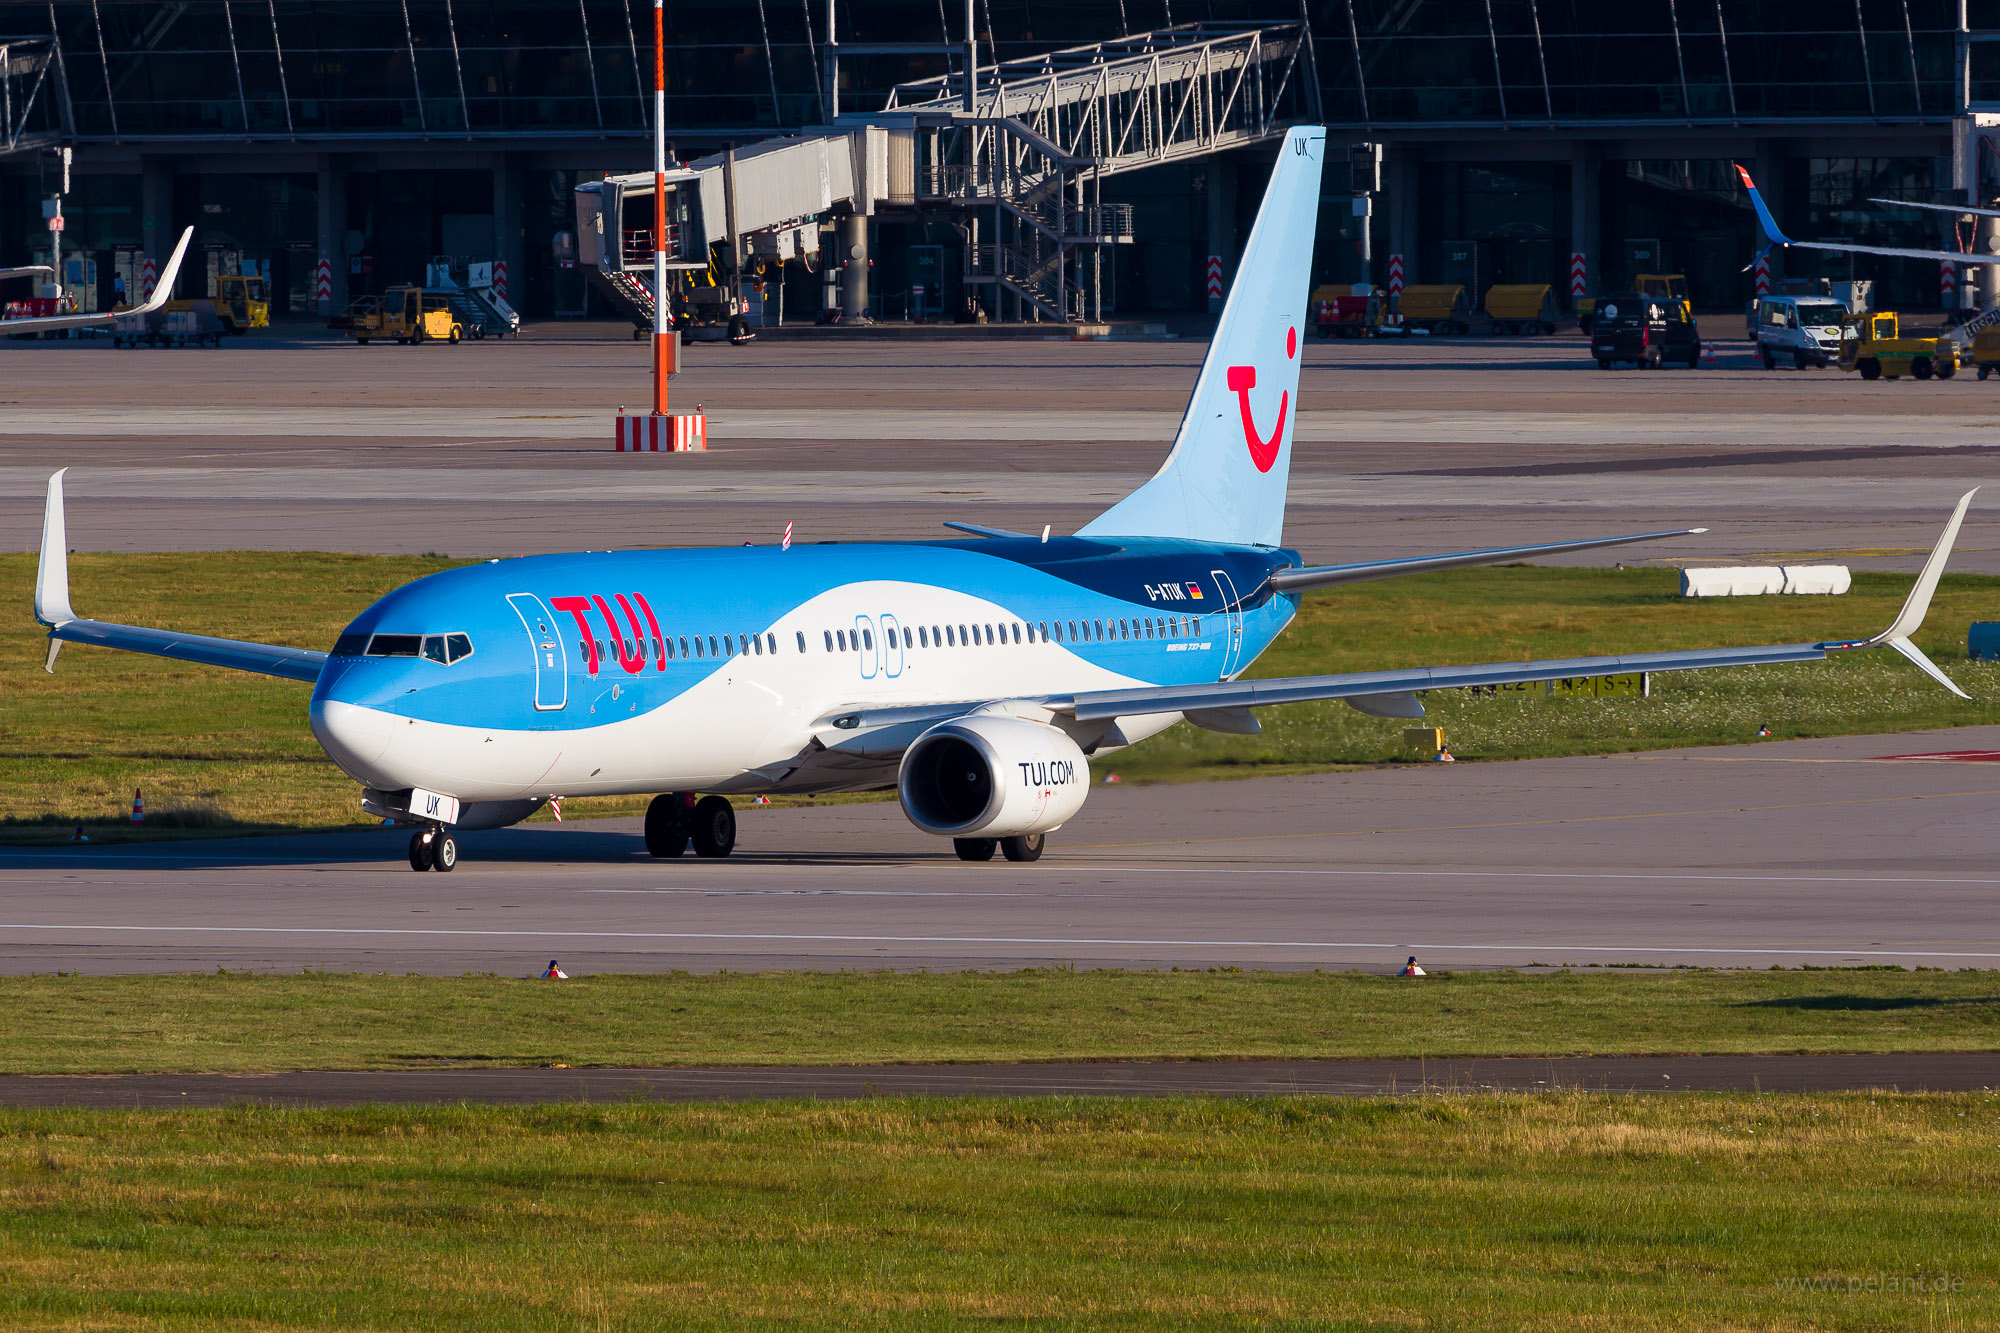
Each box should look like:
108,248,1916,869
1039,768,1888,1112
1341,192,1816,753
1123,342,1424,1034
1736,994,2000,1011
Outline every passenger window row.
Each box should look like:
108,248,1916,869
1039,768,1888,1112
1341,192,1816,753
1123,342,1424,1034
818,615,1199,652
583,630,781,667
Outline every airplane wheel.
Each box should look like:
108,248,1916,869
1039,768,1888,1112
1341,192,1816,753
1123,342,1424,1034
408,831,433,872
690,795,736,858
954,837,997,862
644,793,689,857
432,834,457,872
1000,834,1045,863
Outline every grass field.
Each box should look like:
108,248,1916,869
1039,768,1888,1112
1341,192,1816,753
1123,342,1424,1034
2,969,1996,1075
1,1094,1994,1329
5,552,1997,833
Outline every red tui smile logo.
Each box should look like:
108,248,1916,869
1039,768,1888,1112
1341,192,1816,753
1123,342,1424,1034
1227,325,1296,474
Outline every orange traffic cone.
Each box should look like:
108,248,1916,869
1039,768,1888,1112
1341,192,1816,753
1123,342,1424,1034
130,788,145,824
1399,955,1427,977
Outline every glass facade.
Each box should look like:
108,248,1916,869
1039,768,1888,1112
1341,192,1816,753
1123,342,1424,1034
0,2,1980,317
1323,0,1960,127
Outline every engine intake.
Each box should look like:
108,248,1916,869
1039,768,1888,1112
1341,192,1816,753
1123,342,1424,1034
899,715,1089,839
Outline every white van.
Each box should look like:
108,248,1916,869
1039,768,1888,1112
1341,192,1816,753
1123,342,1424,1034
1755,295,1849,369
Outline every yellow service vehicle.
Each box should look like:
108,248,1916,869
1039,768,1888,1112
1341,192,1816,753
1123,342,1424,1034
164,274,268,334
1484,283,1558,334
336,286,464,345
1970,327,2000,380
1397,284,1471,334
1836,311,1956,381
1578,273,1688,333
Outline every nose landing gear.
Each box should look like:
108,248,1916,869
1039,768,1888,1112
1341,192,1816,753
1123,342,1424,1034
408,826,457,872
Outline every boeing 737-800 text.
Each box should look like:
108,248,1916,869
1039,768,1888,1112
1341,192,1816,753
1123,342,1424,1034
33,128,1977,871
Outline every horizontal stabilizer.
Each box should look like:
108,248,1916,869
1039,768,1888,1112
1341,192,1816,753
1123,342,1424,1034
1269,527,1705,594
943,521,1035,540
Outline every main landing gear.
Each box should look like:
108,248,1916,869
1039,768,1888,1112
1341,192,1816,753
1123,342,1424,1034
646,792,737,858
408,826,456,872
953,833,1045,863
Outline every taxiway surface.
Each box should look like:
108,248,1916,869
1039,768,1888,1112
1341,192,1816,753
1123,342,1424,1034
4,727,1996,977
4,329,1999,572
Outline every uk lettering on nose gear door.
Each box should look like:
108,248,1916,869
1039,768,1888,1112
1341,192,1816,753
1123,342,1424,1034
506,593,569,711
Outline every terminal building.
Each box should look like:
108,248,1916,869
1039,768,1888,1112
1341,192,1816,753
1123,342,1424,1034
0,1,1991,322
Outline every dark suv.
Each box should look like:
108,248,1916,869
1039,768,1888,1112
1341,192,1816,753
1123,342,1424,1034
1589,293,1702,369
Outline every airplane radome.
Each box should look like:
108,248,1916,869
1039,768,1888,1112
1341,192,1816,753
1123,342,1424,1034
32,127,1979,872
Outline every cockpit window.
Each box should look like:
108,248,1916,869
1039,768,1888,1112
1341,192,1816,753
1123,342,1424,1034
331,632,369,656
365,632,473,663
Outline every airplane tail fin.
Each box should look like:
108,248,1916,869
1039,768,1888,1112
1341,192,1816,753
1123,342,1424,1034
1734,164,1792,248
1078,126,1327,548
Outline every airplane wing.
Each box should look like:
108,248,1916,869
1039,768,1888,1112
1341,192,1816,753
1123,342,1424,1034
1868,197,2000,223
34,469,327,682
0,265,53,284
1737,166,2000,267
0,227,193,336
1056,489,1978,724
1266,528,1706,595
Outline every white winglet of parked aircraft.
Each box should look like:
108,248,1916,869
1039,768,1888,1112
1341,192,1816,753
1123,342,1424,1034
26,134,1983,872
0,264,53,284
0,225,193,337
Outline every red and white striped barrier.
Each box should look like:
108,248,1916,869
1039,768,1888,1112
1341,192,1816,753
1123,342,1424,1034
1386,252,1404,299
315,257,332,307
1753,253,1771,298
493,259,508,301
616,413,706,452
1205,254,1223,303
140,255,157,300
1941,259,1958,306
1569,251,1587,300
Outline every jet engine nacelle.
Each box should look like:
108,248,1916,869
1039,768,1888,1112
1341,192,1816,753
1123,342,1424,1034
899,715,1089,839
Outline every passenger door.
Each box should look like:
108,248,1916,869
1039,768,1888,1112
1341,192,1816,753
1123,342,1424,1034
506,593,568,711
1207,568,1246,679
879,614,904,678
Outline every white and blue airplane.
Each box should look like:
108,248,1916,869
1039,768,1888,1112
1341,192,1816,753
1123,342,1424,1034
34,128,1978,872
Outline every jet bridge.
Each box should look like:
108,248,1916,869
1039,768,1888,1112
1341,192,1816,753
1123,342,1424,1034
574,21,1316,328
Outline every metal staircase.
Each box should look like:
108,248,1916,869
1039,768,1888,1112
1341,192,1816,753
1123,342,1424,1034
883,23,1315,321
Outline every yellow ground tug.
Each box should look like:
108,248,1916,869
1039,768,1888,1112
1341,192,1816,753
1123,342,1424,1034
335,286,465,345
1837,311,1956,381
1577,273,1688,332
164,274,268,334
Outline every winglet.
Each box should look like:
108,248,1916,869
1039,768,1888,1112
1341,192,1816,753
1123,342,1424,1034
1734,164,1793,247
1821,487,1978,696
129,227,194,317
35,468,75,631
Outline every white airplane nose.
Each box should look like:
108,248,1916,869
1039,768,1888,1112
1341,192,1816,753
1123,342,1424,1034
311,698,398,783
